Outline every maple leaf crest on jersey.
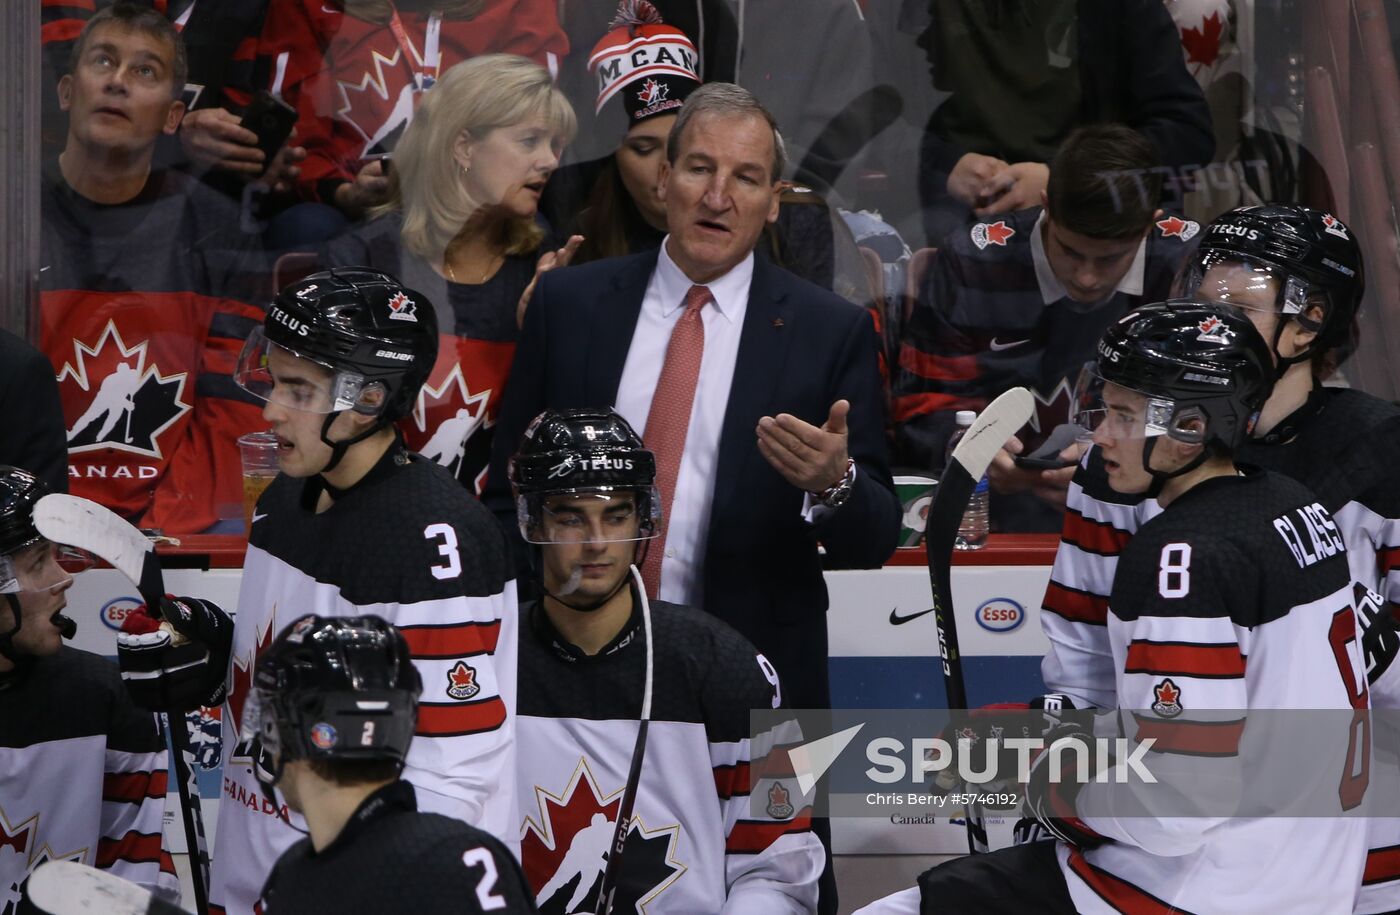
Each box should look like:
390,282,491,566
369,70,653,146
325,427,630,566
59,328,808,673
522,759,685,914
766,782,795,819
1156,215,1200,240
56,319,190,459
1151,678,1184,718
0,805,37,910
446,661,481,700
970,220,1016,250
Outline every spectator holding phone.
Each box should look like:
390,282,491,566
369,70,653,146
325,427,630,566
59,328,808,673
323,54,579,495
252,0,568,243
42,3,268,534
892,124,1197,532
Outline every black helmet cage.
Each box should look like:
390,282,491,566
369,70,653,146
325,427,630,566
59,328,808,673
1176,205,1364,362
251,614,422,779
1088,303,1275,454
244,269,439,424
509,409,661,544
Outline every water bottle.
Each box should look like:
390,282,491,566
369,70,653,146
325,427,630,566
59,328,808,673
947,410,989,550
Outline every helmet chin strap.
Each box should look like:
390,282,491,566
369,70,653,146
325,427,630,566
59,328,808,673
542,541,650,613
1140,436,1212,494
316,411,388,475
0,593,75,663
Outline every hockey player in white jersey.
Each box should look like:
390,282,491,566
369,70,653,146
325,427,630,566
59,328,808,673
0,466,178,912
858,303,1369,914
508,408,824,914
1040,205,1400,911
114,270,519,915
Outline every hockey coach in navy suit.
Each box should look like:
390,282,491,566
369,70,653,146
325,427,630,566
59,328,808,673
487,82,899,715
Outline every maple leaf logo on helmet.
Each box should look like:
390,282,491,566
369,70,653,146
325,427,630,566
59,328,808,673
446,660,481,700
386,291,418,322
1196,315,1236,345
766,781,795,819
1321,213,1350,240
1151,678,1183,718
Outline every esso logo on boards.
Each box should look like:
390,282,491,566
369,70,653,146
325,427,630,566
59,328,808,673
100,596,144,631
975,597,1025,633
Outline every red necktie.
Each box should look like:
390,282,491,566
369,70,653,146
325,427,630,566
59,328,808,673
640,284,711,598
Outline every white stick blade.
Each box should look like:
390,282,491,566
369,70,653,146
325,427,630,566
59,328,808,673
33,494,152,585
950,387,1035,480
27,860,183,914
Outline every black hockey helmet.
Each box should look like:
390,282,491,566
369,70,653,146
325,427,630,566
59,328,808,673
1075,301,1274,455
0,467,83,659
251,614,422,780
1175,205,1364,366
508,407,659,544
236,268,439,423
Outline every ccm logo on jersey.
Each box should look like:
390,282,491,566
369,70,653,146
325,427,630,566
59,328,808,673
975,597,1025,633
1272,501,1346,569
269,306,310,337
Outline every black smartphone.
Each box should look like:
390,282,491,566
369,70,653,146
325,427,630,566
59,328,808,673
1012,453,1077,471
239,90,297,174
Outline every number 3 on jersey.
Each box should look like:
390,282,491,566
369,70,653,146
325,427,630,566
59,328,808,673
425,523,462,580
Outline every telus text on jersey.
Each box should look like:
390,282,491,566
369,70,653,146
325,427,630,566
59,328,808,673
1273,502,1346,569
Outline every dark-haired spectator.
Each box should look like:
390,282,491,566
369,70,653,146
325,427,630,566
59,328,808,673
913,0,1215,244
556,0,876,195
893,124,1199,532
254,0,568,241
323,54,579,494
570,1,869,307
42,3,268,534
0,331,69,494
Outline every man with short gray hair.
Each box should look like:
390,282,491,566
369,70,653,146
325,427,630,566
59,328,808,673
488,82,899,915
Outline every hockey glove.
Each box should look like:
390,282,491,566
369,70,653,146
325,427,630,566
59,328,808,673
1014,693,1085,844
1023,719,1109,849
117,596,233,712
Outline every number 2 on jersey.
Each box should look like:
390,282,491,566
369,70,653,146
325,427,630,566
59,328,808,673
425,523,462,580
462,846,506,910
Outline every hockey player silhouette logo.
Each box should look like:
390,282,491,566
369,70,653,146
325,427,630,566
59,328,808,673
408,359,494,490
636,78,668,107
523,760,685,913
446,661,481,700
1152,679,1184,718
338,47,417,158
1196,316,1235,345
386,291,418,322
0,807,37,914
57,320,189,459
1321,213,1349,240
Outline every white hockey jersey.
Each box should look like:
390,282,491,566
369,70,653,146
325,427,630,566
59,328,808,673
516,596,824,914
1061,470,1368,915
1041,389,1400,911
0,647,178,912
209,450,518,915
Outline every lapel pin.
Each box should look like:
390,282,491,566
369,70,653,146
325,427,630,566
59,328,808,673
772,318,785,328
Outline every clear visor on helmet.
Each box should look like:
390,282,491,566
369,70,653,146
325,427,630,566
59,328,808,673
517,489,661,545
1175,251,1317,319
0,540,93,595
234,327,378,415
1070,363,1208,445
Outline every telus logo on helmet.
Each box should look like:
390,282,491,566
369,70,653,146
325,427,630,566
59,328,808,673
1208,224,1259,240
268,305,310,337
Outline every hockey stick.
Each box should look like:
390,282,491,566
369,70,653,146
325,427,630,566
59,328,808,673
596,565,655,915
32,494,212,915
26,860,190,915
923,387,1034,854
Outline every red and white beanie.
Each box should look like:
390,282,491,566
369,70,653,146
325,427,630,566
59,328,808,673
588,0,701,121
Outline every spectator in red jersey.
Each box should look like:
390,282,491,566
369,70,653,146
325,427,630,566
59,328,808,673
43,3,268,534
251,0,568,245
322,54,579,494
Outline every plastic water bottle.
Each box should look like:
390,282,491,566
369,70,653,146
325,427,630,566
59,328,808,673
947,410,989,550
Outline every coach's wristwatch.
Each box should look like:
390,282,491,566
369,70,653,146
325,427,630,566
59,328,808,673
811,458,856,509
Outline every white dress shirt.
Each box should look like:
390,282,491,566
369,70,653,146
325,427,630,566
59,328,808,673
615,240,752,607
1029,210,1147,305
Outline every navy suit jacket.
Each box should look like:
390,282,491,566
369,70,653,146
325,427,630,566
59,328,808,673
486,249,900,710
